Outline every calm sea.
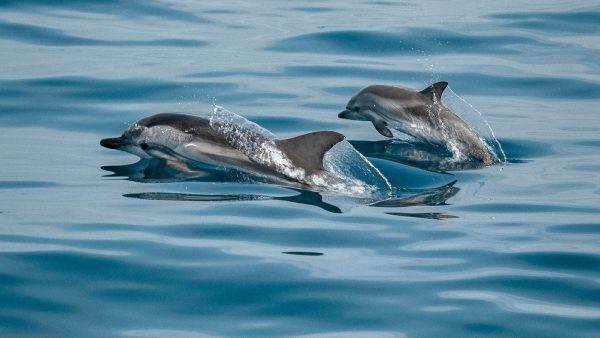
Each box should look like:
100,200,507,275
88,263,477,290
1,1,599,337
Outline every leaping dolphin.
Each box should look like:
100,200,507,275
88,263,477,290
100,112,345,185
338,82,498,165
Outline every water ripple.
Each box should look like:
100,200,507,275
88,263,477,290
492,10,600,34
0,21,208,47
2,1,600,337
265,29,539,56
0,0,210,24
441,290,600,319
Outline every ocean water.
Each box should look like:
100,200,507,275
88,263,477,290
1,1,599,337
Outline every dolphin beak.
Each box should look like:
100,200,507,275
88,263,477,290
338,109,350,118
100,136,128,149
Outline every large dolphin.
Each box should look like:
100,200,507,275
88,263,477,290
100,113,345,185
338,82,498,165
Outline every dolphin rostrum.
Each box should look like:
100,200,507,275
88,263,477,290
101,112,345,185
338,82,498,165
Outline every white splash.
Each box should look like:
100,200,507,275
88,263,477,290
209,105,390,196
209,105,306,181
323,140,392,195
444,88,507,165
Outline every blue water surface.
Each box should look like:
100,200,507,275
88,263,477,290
1,1,599,337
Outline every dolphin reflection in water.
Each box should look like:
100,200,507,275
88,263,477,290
102,158,460,218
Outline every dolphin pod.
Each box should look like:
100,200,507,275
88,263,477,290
101,82,500,189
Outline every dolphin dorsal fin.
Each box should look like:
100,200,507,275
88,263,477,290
274,131,345,175
419,81,448,102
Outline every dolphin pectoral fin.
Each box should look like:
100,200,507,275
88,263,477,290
419,81,448,102
274,131,345,174
373,119,394,138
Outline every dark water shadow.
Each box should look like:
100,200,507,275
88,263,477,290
282,251,324,256
499,138,556,161
385,212,459,220
102,159,460,215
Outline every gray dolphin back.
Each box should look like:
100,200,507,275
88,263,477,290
274,131,345,175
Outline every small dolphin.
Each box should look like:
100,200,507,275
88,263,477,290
338,82,498,165
101,113,345,184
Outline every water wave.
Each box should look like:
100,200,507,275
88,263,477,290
2,1,599,337
265,29,538,56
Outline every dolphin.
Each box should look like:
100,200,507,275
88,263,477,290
100,113,345,185
338,82,498,165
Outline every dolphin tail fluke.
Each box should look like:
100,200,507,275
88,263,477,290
274,131,345,174
419,81,448,102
